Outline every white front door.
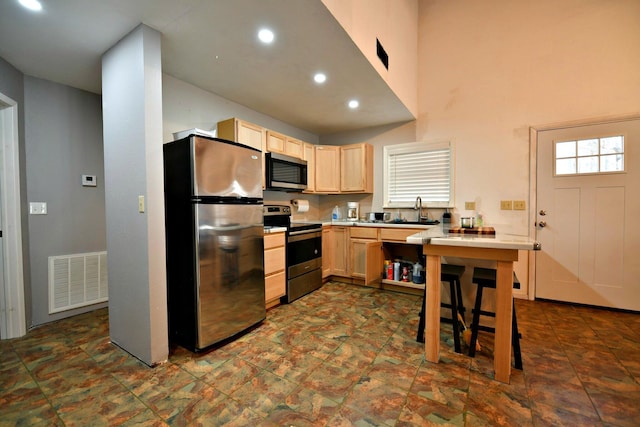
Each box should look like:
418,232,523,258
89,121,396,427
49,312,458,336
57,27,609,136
535,118,640,311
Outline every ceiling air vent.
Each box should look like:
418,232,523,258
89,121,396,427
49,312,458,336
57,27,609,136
376,38,389,70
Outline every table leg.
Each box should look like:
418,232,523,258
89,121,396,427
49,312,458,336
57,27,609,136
425,254,441,362
494,260,514,383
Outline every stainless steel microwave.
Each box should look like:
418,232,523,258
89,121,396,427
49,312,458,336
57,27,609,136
265,152,307,191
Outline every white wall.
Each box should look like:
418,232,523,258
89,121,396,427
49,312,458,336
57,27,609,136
323,0,419,119
417,0,640,296
162,74,322,220
23,77,106,326
102,25,167,365
418,0,640,234
321,0,640,300
162,75,319,145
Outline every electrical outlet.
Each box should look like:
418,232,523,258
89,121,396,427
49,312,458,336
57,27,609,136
500,200,513,210
513,200,526,210
465,201,476,210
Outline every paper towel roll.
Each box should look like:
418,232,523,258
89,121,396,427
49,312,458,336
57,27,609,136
292,199,309,213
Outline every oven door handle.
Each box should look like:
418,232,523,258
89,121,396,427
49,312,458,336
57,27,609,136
287,230,322,241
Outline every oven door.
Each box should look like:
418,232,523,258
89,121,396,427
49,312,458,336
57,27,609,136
287,230,322,275
284,229,323,303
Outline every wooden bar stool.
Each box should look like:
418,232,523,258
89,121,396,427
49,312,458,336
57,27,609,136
468,267,522,370
417,264,466,353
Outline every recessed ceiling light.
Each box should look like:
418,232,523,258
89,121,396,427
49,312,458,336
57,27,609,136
19,0,42,11
313,73,327,84
348,99,360,109
258,28,275,44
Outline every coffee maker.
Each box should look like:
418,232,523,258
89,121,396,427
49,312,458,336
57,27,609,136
347,202,359,221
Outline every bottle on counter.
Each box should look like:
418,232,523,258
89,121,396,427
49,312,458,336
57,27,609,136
332,205,341,220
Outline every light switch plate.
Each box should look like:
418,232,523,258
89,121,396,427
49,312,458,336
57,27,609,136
29,202,47,215
465,201,476,210
138,195,145,213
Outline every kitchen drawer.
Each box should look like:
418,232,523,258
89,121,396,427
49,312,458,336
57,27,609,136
350,227,379,240
265,271,286,302
379,228,422,242
264,232,285,250
264,246,285,275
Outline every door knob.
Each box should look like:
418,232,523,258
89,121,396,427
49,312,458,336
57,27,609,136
539,210,547,216
538,221,547,228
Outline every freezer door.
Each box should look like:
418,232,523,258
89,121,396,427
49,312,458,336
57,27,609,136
192,136,263,198
195,203,265,349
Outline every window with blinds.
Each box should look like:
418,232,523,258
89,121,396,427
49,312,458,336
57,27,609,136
383,141,453,208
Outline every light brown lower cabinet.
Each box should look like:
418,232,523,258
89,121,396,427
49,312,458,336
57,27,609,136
322,226,333,278
324,225,426,290
330,226,349,277
350,239,382,285
264,232,285,304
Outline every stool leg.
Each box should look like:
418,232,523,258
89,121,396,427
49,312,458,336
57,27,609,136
469,284,484,357
449,280,461,353
417,293,425,343
512,300,523,370
455,277,466,319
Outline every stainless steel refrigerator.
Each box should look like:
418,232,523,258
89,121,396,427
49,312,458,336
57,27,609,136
163,135,265,352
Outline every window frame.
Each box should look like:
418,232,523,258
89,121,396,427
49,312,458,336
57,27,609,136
383,140,454,209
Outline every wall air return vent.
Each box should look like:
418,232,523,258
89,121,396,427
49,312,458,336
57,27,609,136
48,251,108,314
376,38,389,70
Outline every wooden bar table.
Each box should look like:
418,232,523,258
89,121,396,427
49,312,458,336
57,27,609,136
407,229,540,383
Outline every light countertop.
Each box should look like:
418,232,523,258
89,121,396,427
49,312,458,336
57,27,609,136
406,227,541,251
324,220,435,229
263,226,286,234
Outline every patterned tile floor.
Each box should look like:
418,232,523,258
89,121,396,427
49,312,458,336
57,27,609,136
2,281,639,426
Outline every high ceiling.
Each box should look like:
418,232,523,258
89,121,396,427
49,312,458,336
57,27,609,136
0,0,415,135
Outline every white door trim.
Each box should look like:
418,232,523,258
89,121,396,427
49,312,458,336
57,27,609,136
528,113,640,301
0,92,26,339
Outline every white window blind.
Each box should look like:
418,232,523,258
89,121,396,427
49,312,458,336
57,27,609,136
384,141,452,208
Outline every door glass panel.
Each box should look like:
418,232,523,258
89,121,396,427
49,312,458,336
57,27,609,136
578,156,599,173
577,139,598,156
556,158,576,175
601,136,624,154
556,141,575,158
601,154,623,172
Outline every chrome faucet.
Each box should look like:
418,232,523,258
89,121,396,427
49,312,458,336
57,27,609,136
414,196,424,222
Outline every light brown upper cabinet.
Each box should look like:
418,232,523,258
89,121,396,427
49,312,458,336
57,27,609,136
313,143,373,194
217,118,265,151
303,142,316,193
266,131,304,159
341,143,373,193
314,145,341,193
218,118,372,194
